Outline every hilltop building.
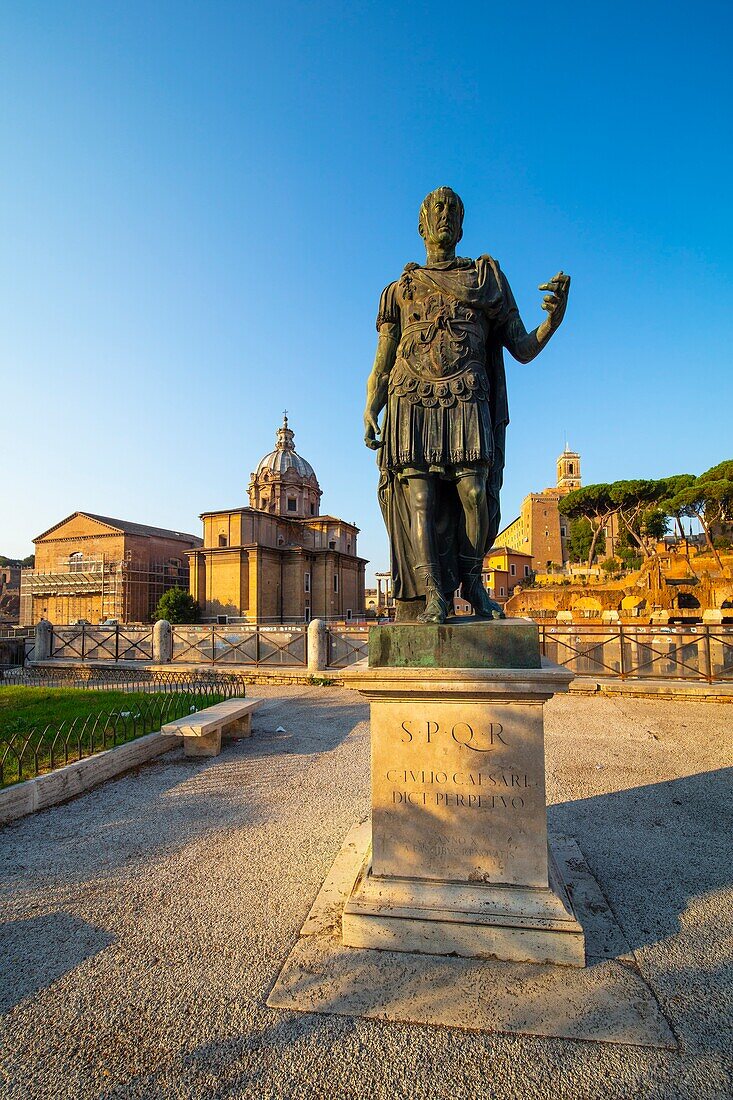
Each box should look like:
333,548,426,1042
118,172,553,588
188,415,367,622
496,446,583,571
20,514,200,625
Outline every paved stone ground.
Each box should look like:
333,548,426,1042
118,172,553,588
0,688,731,1100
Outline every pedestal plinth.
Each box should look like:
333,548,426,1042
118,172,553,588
343,621,585,967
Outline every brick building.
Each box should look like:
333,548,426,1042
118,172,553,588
496,446,582,570
188,415,367,622
20,514,201,625
0,564,21,624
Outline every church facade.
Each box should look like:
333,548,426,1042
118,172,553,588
188,416,367,622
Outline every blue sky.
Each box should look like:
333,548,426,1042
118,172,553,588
1,2,731,581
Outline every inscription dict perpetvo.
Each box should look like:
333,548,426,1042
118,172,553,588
387,718,531,813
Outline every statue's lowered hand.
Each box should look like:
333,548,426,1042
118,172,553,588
364,413,383,450
538,271,570,329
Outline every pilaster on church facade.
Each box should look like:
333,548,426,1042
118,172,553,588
188,415,367,622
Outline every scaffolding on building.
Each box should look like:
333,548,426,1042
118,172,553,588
20,552,190,624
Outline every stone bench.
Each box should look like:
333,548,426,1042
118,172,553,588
162,698,262,758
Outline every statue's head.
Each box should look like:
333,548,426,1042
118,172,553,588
418,187,464,250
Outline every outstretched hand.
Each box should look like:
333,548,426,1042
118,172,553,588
538,271,570,330
364,413,383,450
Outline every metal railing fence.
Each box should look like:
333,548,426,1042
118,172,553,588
171,624,307,666
14,621,733,682
50,624,153,661
0,638,26,669
0,672,248,787
327,625,370,669
2,666,247,692
538,624,733,683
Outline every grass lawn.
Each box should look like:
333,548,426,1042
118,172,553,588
0,687,177,735
0,686,227,785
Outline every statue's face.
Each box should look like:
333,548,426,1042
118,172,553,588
420,189,463,249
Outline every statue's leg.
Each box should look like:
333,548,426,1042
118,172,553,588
406,476,448,625
487,423,506,549
455,473,505,620
455,474,489,559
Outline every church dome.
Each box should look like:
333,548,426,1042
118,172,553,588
248,414,322,517
256,415,316,480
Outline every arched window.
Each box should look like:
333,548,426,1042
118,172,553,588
69,552,83,573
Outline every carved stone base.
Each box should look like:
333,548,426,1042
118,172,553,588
347,640,583,967
342,836,585,967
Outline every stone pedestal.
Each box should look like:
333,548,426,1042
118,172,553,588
343,620,585,967
184,729,222,757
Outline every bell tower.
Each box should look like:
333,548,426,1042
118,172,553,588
557,444,581,494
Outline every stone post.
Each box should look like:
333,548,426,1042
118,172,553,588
307,618,328,674
35,619,53,662
153,619,173,664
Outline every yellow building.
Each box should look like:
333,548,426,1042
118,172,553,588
484,546,535,599
189,415,367,622
453,546,534,614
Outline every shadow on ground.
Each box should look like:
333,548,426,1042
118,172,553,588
0,911,115,1012
549,766,733,956
96,1014,356,1100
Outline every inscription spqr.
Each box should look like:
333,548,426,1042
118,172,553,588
370,702,550,887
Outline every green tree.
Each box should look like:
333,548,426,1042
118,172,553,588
153,587,201,624
561,484,615,570
0,554,34,567
669,461,733,572
657,474,696,554
641,506,670,545
608,479,669,559
567,517,605,564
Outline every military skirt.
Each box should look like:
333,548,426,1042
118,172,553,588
379,358,493,477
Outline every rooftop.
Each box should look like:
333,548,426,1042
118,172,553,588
35,512,202,545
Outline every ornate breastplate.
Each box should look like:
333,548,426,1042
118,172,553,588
390,288,489,407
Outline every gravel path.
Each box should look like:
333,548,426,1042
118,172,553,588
0,687,731,1100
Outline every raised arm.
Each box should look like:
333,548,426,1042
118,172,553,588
501,271,570,364
364,327,397,449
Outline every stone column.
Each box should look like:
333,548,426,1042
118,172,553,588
153,619,173,664
34,619,53,661
343,620,585,967
307,618,327,673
